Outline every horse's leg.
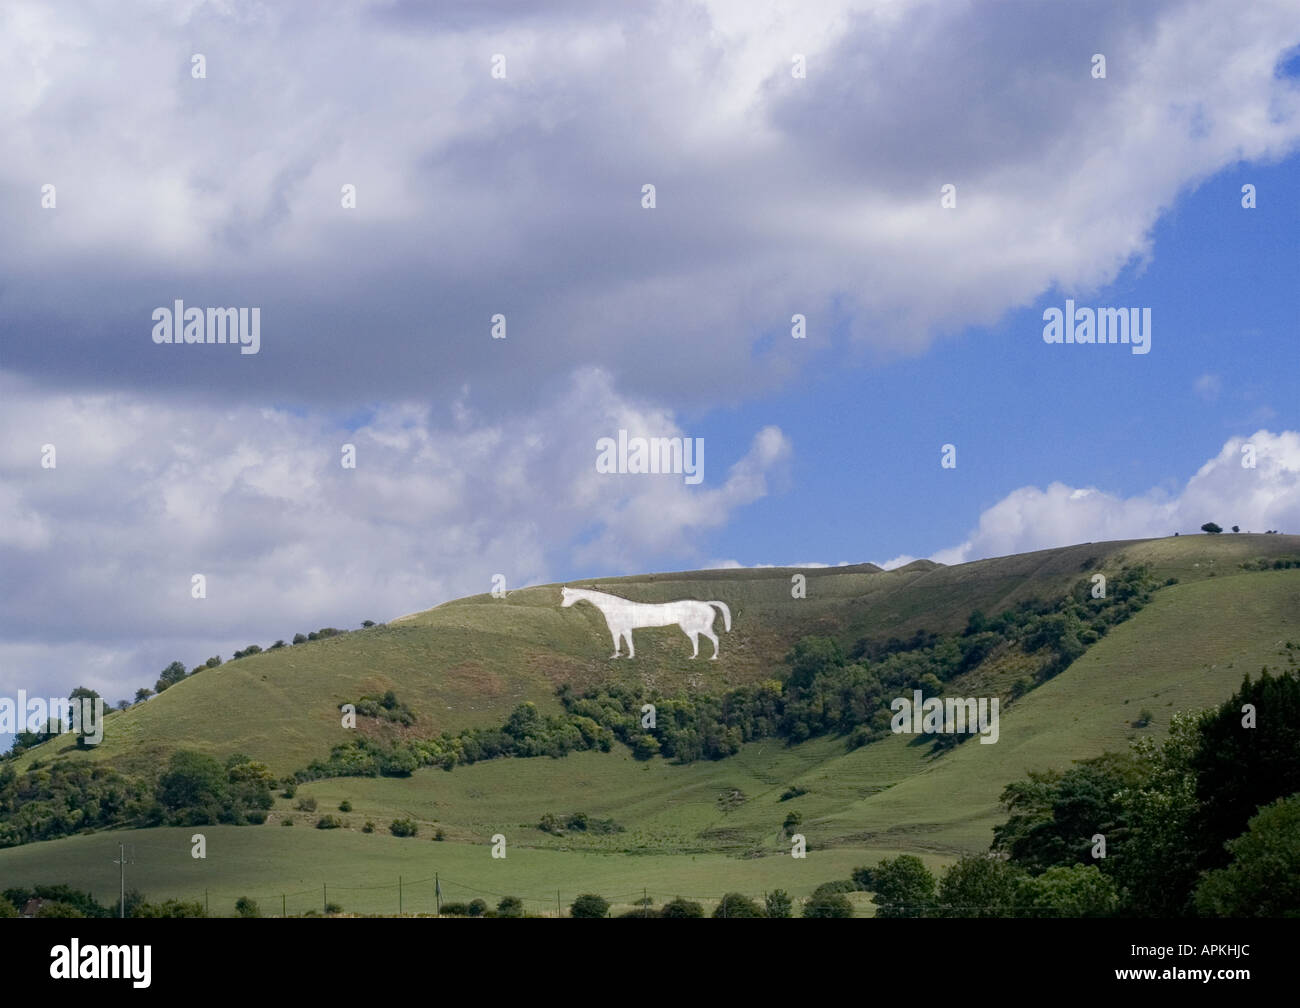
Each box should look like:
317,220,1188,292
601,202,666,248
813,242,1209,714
703,628,720,659
608,621,622,658
624,629,635,659
685,628,699,659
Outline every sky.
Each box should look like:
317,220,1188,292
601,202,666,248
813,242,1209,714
1,0,1298,713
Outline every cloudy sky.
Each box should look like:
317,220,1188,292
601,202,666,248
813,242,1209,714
2,0,1298,708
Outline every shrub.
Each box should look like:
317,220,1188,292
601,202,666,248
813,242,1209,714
246,810,267,824
660,897,704,918
295,796,317,812
468,899,487,917
569,894,610,918
433,828,446,841
390,817,418,837
440,902,469,916
764,890,793,918
316,814,343,829
362,821,375,833
803,893,853,918
338,800,352,812
497,896,524,918
235,896,260,918
281,816,293,826
712,893,764,918
782,811,802,835
1133,709,1154,728
37,902,87,918
132,899,205,918
324,902,343,915
281,782,296,798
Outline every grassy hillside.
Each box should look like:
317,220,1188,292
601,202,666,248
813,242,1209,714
4,535,1298,913
18,533,1299,779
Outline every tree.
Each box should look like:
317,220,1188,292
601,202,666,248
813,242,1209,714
712,893,764,918
0,896,17,918
157,750,228,815
1201,523,1223,534
134,688,153,704
362,620,376,628
764,890,793,918
1190,669,1300,876
1232,526,1240,533
115,700,130,711
784,636,845,689
869,855,935,918
154,661,187,694
1018,864,1117,918
934,856,1026,918
803,893,853,917
235,896,260,918
569,894,609,918
293,633,307,645
1193,795,1300,918
660,897,704,918
496,896,524,918
782,811,802,835
67,686,101,749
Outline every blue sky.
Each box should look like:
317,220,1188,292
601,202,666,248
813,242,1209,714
1,0,1298,718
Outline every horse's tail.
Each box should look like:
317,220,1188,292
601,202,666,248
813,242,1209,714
707,601,731,632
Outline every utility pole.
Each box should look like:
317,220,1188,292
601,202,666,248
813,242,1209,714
399,875,402,916
282,894,286,918
557,889,561,918
110,843,132,918
435,873,440,915
323,883,327,914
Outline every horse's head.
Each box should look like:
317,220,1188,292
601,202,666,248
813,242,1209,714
560,586,577,607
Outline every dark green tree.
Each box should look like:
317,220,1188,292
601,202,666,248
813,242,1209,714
569,894,609,918
1193,795,1300,917
869,855,935,918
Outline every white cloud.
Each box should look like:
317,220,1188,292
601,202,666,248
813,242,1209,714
928,430,1300,565
1195,373,1222,401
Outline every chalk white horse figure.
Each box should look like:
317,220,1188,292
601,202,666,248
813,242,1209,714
561,587,732,659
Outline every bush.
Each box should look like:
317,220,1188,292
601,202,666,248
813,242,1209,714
0,897,16,918
362,821,375,833
782,811,802,835
338,800,352,812
497,896,524,918
235,896,260,918
294,796,317,812
779,786,808,802
660,897,704,918
390,818,418,837
440,902,469,916
569,894,610,918
712,893,764,918
324,902,343,915
281,782,296,799
803,893,853,917
433,828,446,841
468,899,487,917
764,890,793,918
132,899,205,918
37,902,87,918
281,817,293,826
316,814,343,829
